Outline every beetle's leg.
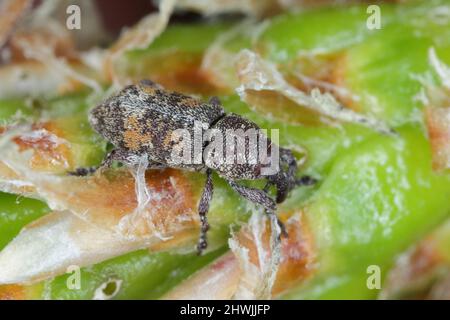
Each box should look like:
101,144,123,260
197,169,214,255
228,181,276,211
99,148,119,168
270,171,317,203
271,173,289,204
227,180,287,238
263,180,274,193
69,149,121,176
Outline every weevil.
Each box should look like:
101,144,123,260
72,80,317,254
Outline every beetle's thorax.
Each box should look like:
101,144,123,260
204,113,278,181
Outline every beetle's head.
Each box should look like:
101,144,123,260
267,148,317,203
88,100,123,146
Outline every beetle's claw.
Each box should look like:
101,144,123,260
196,239,208,256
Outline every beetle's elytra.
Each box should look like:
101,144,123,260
72,79,317,254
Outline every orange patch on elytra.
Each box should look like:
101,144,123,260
123,115,152,152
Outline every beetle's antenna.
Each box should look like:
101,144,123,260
270,148,318,203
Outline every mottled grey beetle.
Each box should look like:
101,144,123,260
72,80,316,254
